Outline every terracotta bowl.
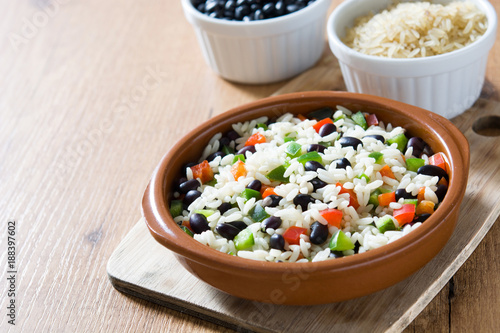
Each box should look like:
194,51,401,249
142,91,469,305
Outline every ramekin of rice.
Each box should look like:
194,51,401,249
143,91,469,304
327,0,497,119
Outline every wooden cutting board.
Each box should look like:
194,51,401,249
107,54,500,333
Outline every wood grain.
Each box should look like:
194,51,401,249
107,97,500,333
0,0,499,332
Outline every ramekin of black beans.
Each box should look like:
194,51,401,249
192,0,317,21
180,0,332,83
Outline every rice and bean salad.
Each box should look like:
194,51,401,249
169,106,449,263
343,1,488,58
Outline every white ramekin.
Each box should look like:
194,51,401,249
181,0,332,84
327,0,497,118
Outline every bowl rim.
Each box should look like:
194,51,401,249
181,0,332,28
143,91,469,277
327,0,498,66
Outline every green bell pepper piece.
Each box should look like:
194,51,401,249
170,200,183,217
329,230,355,251
240,188,262,202
352,111,368,130
194,209,215,217
234,228,255,250
256,123,268,130
222,145,234,155
232,154,245,164
368,152,384,164
267,165,289,183
286,142,302,158
403,199,418,207
387,133,409,152
249,205,269,222
375,215,399,233
180,225,194,237
406,158,425,172
297,151,322,165
368,189,381,207
357,173,370,182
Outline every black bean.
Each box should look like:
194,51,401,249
275,0,285,15
235,4,250,19
307,144,326,153
319,123,337,137
237,145,256,156
329,250,344,258
270,233,285,251
262,194,282,208
190,213,210,234
183,162,197,176
261,216,282,231
286,3,300,13
395,188,416,201
215,223,241,240
333,158,351,169
228,221,247,231
225,0,236,11
310,221,329,245
197,3,206,12
236,0,247,5
262,2,275,16
224,10,235,18
205,0,218,13
242,15,252,21
227,130,240,141
179,179,201,194
217,202,232,214
246,179,262,192
423,145,434,157
293,194,314,211
253,8,264,20
219,136,231,147
310,177,327,191
339,136,363,149
417,165,449,181
435,184,448,202
363,134,385,143
414,213,431,223
304,160,325,172
407,137,426,157
183,190,202,207
207,151,225,162
174,177,187,191
250,4,261,11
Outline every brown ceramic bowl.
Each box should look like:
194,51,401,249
142,91,469,305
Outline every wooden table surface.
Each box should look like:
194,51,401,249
1,0,499,332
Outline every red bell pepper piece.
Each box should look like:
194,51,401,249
320,208,343,228
261,186,276,198
336,182,359,209
380,165,395,179
312,118,334,133
230,160,247,180
282,226,307,245
393,204,416,226
429,152,449,173
190,160,214,184
245,132,266,146
364,113,379,127
378,191,396,206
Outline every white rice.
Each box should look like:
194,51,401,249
344,1,488,58
174,106,446,262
